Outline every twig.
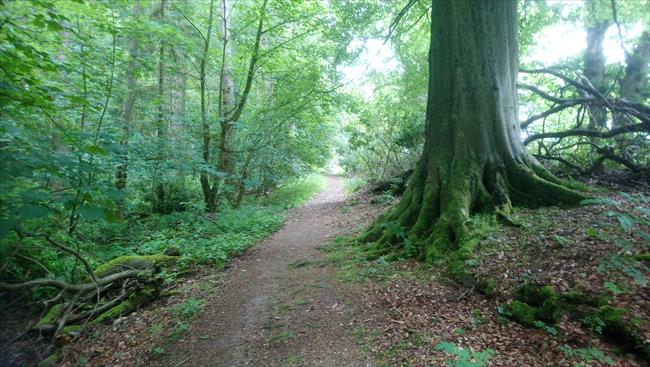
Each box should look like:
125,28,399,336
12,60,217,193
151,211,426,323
197,212,226,232
175,357,191,367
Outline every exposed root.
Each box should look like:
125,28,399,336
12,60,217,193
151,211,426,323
360,157,587,265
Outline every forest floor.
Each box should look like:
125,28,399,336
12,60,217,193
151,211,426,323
9,173,649,366
55,175,380,366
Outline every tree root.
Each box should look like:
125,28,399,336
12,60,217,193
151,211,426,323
360,157,587,265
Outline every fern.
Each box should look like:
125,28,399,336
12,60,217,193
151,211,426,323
435,341,495,367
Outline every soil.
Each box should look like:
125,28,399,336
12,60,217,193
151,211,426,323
153,174,374,367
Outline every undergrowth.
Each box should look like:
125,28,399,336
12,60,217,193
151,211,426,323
342,177,367,195
0,175,327,300
262,175,326,208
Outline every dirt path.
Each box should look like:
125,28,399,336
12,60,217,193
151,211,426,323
157,175,371,367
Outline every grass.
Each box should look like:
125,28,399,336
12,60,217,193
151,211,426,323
343,177,367,195
263,174,327,208
326,236,425,283
268,330,296,344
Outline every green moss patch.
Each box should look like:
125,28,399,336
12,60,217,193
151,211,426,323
500,283,561,327
35,304,62,328
591,306,650,360
36,353,59,367
94,255,177,277
499,283,649,360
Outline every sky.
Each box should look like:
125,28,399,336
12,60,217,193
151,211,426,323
340,6,646,100
340,38,400,99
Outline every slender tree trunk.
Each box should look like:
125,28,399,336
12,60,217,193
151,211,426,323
154,0,166,204
584,2,610,129
199,0,217,212
614,31,650,156
363,0,584,262
115,4,140,190
215,0,268,205
216,0,237,202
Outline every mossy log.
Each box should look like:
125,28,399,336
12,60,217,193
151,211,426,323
94,254,177,277
31,255,177,336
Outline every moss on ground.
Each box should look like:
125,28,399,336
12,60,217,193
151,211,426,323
36,353,59,367
592,306,650,360
476,278,495,298
634,252,650,261
498,283,649,360
61,325,83,334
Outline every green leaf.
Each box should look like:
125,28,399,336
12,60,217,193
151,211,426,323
77,205,106,221
17,204,48,219
580,198,617,207
603,281,622,295
0,218,11,238
616,213,635,232
84,145,107,156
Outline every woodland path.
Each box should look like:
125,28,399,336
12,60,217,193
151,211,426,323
157,175,371,367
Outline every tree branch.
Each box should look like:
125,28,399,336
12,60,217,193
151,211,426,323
0,270,148,292
524,121,649,145
227,0,269,123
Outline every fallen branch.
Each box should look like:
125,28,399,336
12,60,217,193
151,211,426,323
0,269,148,292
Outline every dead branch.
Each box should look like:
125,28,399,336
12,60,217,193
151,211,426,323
0,269,148,292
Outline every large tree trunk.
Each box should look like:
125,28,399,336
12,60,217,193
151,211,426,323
363,0,585,262
619,31,650,108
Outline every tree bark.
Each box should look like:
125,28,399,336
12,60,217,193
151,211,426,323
362,0,585,262
154,0,167,205
200,0,217,212
115,3,140,190
614,31,650,157
216,0,237,203
584,1,610,129
213,0,268,206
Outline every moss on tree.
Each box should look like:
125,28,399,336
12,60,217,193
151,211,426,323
93,285,159,324
360,0,586,266
35,304,63,328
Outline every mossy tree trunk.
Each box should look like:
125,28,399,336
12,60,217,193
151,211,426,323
363,0,585,262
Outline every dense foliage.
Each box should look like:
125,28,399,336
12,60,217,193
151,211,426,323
0,0,648,362
339,0,649,181
0,0,343,290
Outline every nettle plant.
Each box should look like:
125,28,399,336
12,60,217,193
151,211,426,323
582,193,649,295
558,345,615,366
435,341,495,367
